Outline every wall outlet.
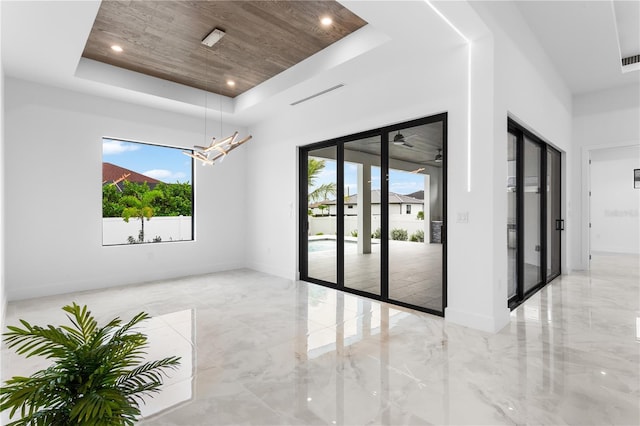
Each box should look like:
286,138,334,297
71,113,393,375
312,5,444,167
456,211,469,223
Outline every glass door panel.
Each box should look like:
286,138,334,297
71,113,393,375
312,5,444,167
387,123,444,313
523,137,542,294
307,147,338,284
507,120,562,309
547,148,561,279
507,132,518,299
343,136,381,295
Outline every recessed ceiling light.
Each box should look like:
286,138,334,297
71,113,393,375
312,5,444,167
226,80,236,87
111,45,123,53
320,16,333,26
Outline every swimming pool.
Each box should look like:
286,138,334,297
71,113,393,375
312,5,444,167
308,239,337,252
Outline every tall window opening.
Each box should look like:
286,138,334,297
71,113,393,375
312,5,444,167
102,138,194,246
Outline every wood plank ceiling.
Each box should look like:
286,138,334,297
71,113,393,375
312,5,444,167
82,1,367,98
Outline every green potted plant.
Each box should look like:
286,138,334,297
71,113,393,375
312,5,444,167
0,303,181,425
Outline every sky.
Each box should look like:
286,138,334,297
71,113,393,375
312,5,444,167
311,158,425,200
103,139,192,184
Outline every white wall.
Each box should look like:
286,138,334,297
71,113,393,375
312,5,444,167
0,0,6,326
452,1,572,331
244,1,574,333
245,42,468,278
4,78,248,300
572,85,640,269
590,145,640,254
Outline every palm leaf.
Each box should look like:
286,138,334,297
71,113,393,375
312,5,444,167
1,304,181,424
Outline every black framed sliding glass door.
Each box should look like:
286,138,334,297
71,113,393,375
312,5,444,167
387,121,445,312
546,148,562,280
304,145,339,285
343,136,382,295
300,114,447,316
508,118,562,308
523,136,542,294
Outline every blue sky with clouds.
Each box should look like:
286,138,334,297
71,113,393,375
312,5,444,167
103,139,192,184
312,158,424,199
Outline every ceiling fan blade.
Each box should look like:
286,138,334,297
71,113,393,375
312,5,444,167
402,141,414,148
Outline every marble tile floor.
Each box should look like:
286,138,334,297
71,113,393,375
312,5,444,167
1,252,639,425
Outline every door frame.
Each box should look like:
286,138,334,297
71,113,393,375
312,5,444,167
582,141,640,270
299,113,448,317
508,118,562,309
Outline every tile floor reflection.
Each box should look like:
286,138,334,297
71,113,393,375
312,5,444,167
2,253,639,425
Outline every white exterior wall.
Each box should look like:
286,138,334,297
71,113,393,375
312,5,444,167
102,216,193,246
311,202,423,217
4,78,248,300
309,215,428,239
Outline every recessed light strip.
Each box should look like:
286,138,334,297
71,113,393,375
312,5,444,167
423,1,470,43
424,1,472,192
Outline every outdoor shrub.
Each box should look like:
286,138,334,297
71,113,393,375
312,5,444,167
390,228,408,241
372,228,382,239
417,211,424,220
351,229,358,237
410,229,425,242
316,232,324,236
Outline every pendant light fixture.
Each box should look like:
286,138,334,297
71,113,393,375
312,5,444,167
183,27,252,166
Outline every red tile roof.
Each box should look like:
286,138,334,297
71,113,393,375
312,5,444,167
102,162,162,185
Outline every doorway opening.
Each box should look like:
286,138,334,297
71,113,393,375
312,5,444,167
507,119,562,309
300,114,447,316
588,145,640,261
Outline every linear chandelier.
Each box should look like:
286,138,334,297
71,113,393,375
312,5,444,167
183,27,252,166
183,131,252,166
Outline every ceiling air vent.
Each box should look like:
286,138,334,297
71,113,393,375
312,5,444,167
290,84,344,106
622,55,640,66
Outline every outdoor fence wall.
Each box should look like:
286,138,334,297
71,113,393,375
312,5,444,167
309,215,432,241
103,216,192,245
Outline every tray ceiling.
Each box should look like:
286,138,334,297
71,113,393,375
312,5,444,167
81,0,367,98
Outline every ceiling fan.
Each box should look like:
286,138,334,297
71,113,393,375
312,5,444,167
434,149,443,163
391,131,416,148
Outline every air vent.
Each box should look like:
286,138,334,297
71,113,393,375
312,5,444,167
622,55,640,66
290,84,344,106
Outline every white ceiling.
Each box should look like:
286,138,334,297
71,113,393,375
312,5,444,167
516,0,639,94
612,0,640,59
2,1,638,126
